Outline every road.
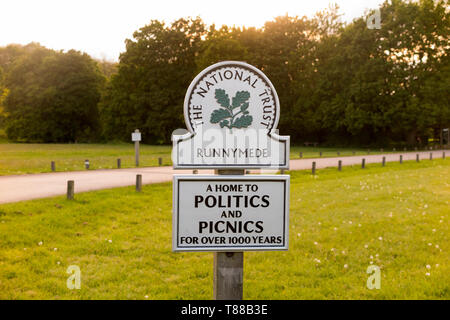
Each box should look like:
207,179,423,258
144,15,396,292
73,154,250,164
0,150,446,204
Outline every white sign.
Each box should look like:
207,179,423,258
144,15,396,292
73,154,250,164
173,175,290,252
132,132,141,142
172,61,289,169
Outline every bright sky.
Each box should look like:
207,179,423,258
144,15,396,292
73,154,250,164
1,0,384,61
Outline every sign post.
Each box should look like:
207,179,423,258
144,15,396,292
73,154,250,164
214,168,243,300
172,61,290,300
132,129,141,167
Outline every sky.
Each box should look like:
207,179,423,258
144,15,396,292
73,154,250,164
1,0,385,61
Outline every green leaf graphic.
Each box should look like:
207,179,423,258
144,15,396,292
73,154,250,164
210,108,231,123
232,91,250,109
220,120,229,128
210,88,252,130
215,89,230,108
240,102,249,112
232,114,253,128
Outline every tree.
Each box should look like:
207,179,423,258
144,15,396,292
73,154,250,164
366,0,447,145
4,48,105,142
260,15,315,137
289,5,345,142
97,59,118,78
0,66,7,130
419,54,450,146
100,18,206,144
0,0,440,146
196,25,249,72
289,0,449,146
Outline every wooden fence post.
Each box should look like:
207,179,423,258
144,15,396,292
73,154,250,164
400,155,403,164
312,161,316,175
416,154,420,162
158,157,162,166
382,156,386,167
67,180,74,200
51,161,55,172
338,160,342,171
117,158,121,169
136,174,142,192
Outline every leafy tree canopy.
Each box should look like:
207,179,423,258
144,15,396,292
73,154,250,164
2,0,448,146
4,46,105,142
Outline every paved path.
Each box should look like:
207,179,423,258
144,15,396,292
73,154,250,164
289,150,446,170
0,150,446,204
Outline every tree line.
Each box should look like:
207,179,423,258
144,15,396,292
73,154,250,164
0,0,448,146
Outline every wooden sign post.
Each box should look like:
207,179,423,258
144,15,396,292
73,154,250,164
214,251,243,300
214,169,244,300
172,61,290,300
132,129,141,167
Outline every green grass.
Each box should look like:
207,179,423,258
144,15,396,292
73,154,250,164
0,142,412,176
0,143,172,175
0,159,448,299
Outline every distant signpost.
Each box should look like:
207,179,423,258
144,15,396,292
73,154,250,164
172,61,290,300
132,129,141,167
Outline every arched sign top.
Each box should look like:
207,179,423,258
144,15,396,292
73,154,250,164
184,61,280,134
173,61,289,170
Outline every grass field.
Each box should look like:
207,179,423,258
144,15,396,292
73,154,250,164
0,143,173,175
0,142,407,176
0,159,448,299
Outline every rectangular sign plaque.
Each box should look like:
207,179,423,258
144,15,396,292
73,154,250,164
173,175,290,252
132,132,141,141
